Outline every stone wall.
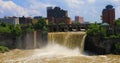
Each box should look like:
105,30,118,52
0,31,48,49
84,36,120,55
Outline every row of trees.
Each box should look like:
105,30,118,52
87,19,120,54
0,18,48,36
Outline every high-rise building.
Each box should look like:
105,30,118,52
47,7,71,24
75,16,84,24
102,5,115,25
47,7,68,18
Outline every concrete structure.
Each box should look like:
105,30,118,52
75,16,84,24
102,5,115,25
0,17,19,25
47,7,71,24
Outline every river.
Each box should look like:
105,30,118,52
0,32,120,63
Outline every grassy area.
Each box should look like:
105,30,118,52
0,46,9,53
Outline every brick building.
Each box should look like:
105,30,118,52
19,16,32,25
75,16,84,24
102,5,115,25
47,7,71,24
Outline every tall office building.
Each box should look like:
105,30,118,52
47,7,71,24
102,5,115,25
75,16,84,24
47,7,68,18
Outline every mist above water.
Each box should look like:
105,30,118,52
33,44,81,57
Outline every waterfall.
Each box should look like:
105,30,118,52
48,32,86,53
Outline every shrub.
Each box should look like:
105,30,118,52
0,46,9,53
114,43,120,54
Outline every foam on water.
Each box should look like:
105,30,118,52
3,44,83,63
33,44,81,57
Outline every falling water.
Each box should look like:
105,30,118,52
48,32,86,53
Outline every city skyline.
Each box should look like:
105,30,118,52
0,0,120,23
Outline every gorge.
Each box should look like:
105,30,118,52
0,32,120,63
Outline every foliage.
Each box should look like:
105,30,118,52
114,43,120,54
59,22,66,26
25,25,34,32
0,46,9,53
0,23,11,34
34,18,47,32
11,25,22,36
115,19,120,26
72,21,79,25
48,22,54,25
87,23,107,37
87,23,100,36
0,22,22,36
100,27,107,37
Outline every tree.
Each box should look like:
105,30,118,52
11,25,22,36
72,21,79,25
59,22,66,26
34,18,47,31
114,43,120,54
115,19,120,26
87,23,100,36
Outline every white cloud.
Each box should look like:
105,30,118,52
116,6,120,19
26,0,55,17
0,0,28,17
65,0,84,8
88,0,96,3
112,0,120,3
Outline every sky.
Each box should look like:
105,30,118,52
0,0,120,23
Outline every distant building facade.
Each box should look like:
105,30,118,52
47,7,71,24
0,16,19,25
75,16,84,24
47,7,68,18
19,16,32,25
102,5,115,25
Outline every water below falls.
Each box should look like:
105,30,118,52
0,44,120,63
0,32,120,63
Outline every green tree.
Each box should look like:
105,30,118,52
34,18,47,31
72,21,79,25
59,22,66,26
115,19,120,26
11,25,22,36
114,43,120,54
87,23,100,36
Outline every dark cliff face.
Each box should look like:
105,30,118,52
0,35,16,49
0,31,48,49
84,35,120,55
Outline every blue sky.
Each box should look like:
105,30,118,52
0,0,120,23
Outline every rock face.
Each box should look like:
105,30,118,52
84,35,120,55
0,31,48,49
0,35,16,49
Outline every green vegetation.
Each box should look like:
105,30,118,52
87,23,107,37
34,18,48,32
0,23,22,36
72,21,79,25
115,19,120,26
114,43,120,54
0,18,48,36
24,25,34,32
0,46,9,53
